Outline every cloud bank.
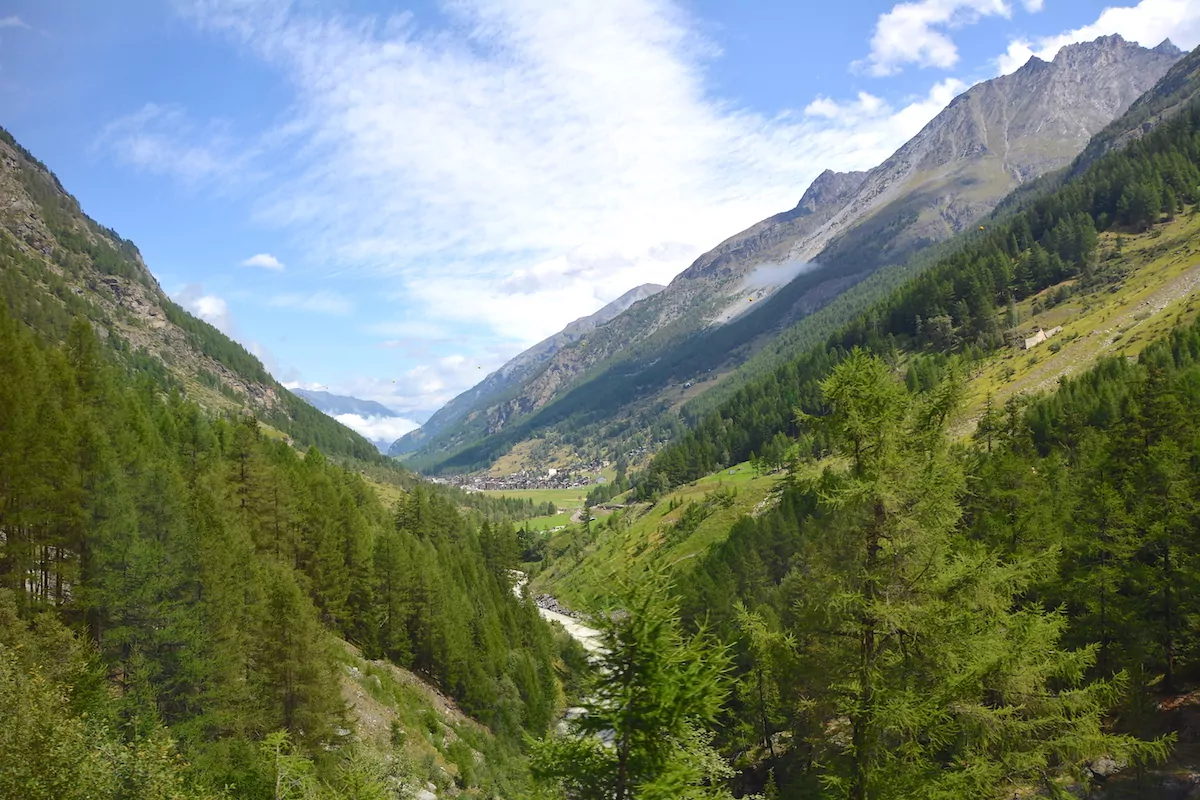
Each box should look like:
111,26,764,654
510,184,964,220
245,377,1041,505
333,413,421,447
997,0,1200,74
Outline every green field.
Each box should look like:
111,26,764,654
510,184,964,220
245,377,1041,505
478,485,593,507
520,510,575,531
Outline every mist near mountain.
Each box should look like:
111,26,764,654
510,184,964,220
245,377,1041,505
292,388,418,453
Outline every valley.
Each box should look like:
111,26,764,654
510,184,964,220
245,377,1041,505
9,8,1200,800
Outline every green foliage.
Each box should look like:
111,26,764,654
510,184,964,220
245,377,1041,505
0,310,566,796
0,590,222,800
672,352,1173,797
531,570,734,799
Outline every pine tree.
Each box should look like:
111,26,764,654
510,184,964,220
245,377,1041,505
762,350,1168,799
531,568,733,800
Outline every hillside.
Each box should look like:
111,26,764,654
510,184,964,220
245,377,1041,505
0,128,383,463
533,206,1200,608
405,35,1182,475
0,298,580,797
391,282,664,457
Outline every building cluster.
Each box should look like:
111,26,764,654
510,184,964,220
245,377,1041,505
433,467,601,493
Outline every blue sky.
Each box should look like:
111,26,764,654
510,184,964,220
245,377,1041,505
1,0,1197,442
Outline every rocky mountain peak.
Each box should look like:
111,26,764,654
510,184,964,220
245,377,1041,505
795,169,869,216
1155,38,1183,57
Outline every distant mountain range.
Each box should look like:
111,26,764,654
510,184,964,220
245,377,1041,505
291,389,402,419
393,34,1185,474
291,388,414,454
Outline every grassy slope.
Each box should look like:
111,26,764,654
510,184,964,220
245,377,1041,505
337,641,539,797
534,209,1200,612
957,208,1200,431
531,464,786,609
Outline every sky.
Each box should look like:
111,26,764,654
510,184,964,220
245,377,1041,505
2,0,1199,444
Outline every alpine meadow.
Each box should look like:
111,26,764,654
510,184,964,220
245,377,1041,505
10,3,1200,799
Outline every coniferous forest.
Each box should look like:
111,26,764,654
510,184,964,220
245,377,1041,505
0,311,568,797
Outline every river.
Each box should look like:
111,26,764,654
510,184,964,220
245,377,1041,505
511,573,603,655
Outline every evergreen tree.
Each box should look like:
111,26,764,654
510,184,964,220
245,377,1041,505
753,351,1167,799
531,569,733,799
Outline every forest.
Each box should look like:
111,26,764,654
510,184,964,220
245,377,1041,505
0,310,573,798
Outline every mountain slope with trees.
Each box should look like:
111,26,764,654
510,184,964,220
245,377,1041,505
634,80,1200,495
403,35,1182,475
0,127,382,463
0,308,573,797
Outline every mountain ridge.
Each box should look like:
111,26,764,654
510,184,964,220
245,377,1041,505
402,34,1183,474
390,282,664,456
0,126,385,463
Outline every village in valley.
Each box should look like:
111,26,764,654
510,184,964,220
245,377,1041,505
429,462,610,493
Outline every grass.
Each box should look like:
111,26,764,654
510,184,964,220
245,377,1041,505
364,477,406,508
950,210,1200,435
531,463,785,609
519,510,583,531
478,486,593,507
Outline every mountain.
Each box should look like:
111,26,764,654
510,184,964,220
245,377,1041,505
0,127,383,462
389,282,664,456
402,34,1182,474
292,388,402,419
1073,38,1198,172
292,388,413,454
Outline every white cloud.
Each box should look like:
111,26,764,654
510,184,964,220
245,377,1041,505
174,283,235,334
95,103,254,188
333,413,421,445
998,0,1200,74
268,291,353,315
860,0,1027,76
0,15,28,29
241,252,285,270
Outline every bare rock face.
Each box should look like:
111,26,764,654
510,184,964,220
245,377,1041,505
795,169,870,216
786,34,1182,269
398,35,1184,467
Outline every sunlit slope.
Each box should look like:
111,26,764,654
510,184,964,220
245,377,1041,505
957,209,1200,428
534,208,1200,612
531,464,786,609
